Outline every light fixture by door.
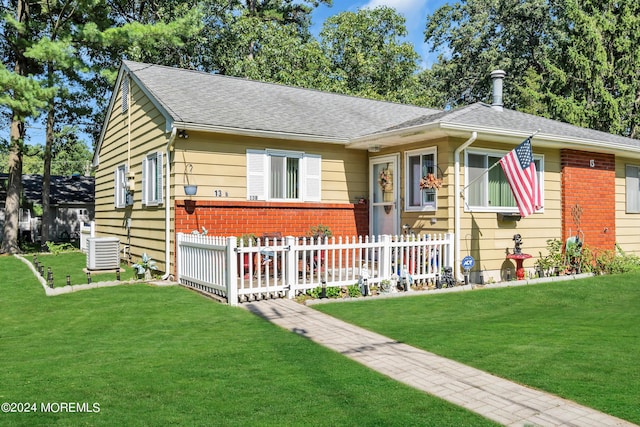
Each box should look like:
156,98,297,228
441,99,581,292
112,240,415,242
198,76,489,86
178,129,189,139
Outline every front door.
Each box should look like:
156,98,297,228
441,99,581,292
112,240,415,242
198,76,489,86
370,155,399,236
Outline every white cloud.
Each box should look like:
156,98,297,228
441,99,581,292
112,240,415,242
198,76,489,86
362,0,429,15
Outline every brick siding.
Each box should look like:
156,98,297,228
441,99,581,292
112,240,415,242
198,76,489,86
561,150,615,250
175,200,369,238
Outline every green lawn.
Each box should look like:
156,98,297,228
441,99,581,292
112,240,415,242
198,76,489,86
314,275,640,425
26,251,138,286
0,255,495,426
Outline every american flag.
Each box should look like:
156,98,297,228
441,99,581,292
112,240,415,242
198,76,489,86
499,138,541,217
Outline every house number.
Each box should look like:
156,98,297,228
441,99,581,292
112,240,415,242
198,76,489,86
213,190,227,197
590,160,595,168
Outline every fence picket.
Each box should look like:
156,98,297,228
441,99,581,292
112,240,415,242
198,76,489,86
176,232,454,304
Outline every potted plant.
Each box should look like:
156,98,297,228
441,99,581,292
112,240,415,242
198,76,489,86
132,253,158,280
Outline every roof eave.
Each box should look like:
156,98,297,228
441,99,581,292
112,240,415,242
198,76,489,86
348,121,640,158
172,122,350,145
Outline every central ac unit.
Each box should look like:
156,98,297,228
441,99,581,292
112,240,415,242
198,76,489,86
86,237,120,270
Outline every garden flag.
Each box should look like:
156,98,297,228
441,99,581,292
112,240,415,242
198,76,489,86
499,138,542,218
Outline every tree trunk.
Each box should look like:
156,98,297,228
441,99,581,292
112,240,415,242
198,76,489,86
1,120,25,254
41,102,54,250
1,0,28,254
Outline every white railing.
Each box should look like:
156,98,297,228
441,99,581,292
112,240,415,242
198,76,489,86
79,221,96,253
176,233,454,306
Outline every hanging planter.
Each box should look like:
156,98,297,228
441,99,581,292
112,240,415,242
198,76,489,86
183,163,197,196
419,165,444,192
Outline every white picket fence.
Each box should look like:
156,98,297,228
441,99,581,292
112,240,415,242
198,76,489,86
176,233,454,306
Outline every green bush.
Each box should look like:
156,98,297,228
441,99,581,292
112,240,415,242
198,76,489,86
45,241,76,255
593,245,640,275
347,284,362,298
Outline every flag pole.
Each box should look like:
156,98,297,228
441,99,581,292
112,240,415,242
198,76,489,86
459,129,540,199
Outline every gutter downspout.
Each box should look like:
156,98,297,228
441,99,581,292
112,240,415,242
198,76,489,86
454,131,477,282
163,127,177,280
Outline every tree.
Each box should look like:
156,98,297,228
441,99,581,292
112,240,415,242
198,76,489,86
544,0,640,137
424,0,554,109
1,0,56,254
423,0,640,138
320,6,421,103
1,0,202,252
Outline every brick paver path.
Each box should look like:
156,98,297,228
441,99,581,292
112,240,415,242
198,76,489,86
243,299,636,427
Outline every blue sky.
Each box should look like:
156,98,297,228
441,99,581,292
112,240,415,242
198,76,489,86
310,0,448,68
8,1,448,150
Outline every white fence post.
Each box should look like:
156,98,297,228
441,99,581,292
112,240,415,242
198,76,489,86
380,235,391,280
176,233,184,284
285,235,297,299
444,233,454,270
226,236,238,306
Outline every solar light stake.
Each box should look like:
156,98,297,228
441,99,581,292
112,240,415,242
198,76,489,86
66,275,71,286
87,271,92,284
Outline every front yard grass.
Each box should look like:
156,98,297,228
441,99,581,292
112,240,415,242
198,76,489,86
314,274,640,425
27,251,138,286
0,256,496,426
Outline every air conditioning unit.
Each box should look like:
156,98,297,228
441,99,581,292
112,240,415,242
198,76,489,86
86,237,120,270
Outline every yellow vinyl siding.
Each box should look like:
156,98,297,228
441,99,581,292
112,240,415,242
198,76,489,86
94,77,173,273
371,136,562,279
173,134,368,203
456,144,561,279
615,157,640,254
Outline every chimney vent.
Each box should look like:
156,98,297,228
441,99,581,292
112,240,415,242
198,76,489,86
490,70,506,111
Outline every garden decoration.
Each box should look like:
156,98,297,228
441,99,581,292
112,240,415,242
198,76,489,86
507,234,532,280
132,253,158,280
378,165,394,213
436,266,455,289
513,234,523,254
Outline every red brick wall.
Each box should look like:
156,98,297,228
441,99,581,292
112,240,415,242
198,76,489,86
561,150,615,250
175,200,369,238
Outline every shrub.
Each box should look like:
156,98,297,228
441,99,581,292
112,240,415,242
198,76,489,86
593,245,640,275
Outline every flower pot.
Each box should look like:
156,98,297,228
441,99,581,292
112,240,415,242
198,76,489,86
184,185,197,196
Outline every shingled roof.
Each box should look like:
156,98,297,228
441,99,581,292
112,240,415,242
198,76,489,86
0,174,95,206
99,61,640,155
122,60,440,141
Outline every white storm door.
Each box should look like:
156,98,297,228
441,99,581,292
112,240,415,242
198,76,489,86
370,155,399,236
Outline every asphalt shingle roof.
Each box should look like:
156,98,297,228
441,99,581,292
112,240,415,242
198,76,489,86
383,103,640,148
0,174,94,205
122,61,640,150
124,61,439,140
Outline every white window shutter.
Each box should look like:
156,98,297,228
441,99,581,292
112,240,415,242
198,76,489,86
626,166,639,212
247,150,267,200
141,156,148,205
114,169,119,208
156,152,163,205
304,154,321,202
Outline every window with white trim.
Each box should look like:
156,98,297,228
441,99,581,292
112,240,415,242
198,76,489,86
465,149,543,212
142,152,163,206
405,148,437,211
626,165,640,213
247,149,321,202
114,164,128,208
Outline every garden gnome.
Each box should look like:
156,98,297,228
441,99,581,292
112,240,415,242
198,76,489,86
513,234,523,255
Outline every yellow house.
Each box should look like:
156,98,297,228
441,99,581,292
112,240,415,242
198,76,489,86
93,61,640,282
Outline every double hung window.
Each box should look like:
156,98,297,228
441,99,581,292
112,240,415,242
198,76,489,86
626,165,640,213
465,150,543,212
114,164,128,208
405,148,437,211
142,152,163,206
247,149,321,202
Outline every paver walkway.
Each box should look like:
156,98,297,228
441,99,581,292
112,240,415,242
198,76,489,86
243,299,636,427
